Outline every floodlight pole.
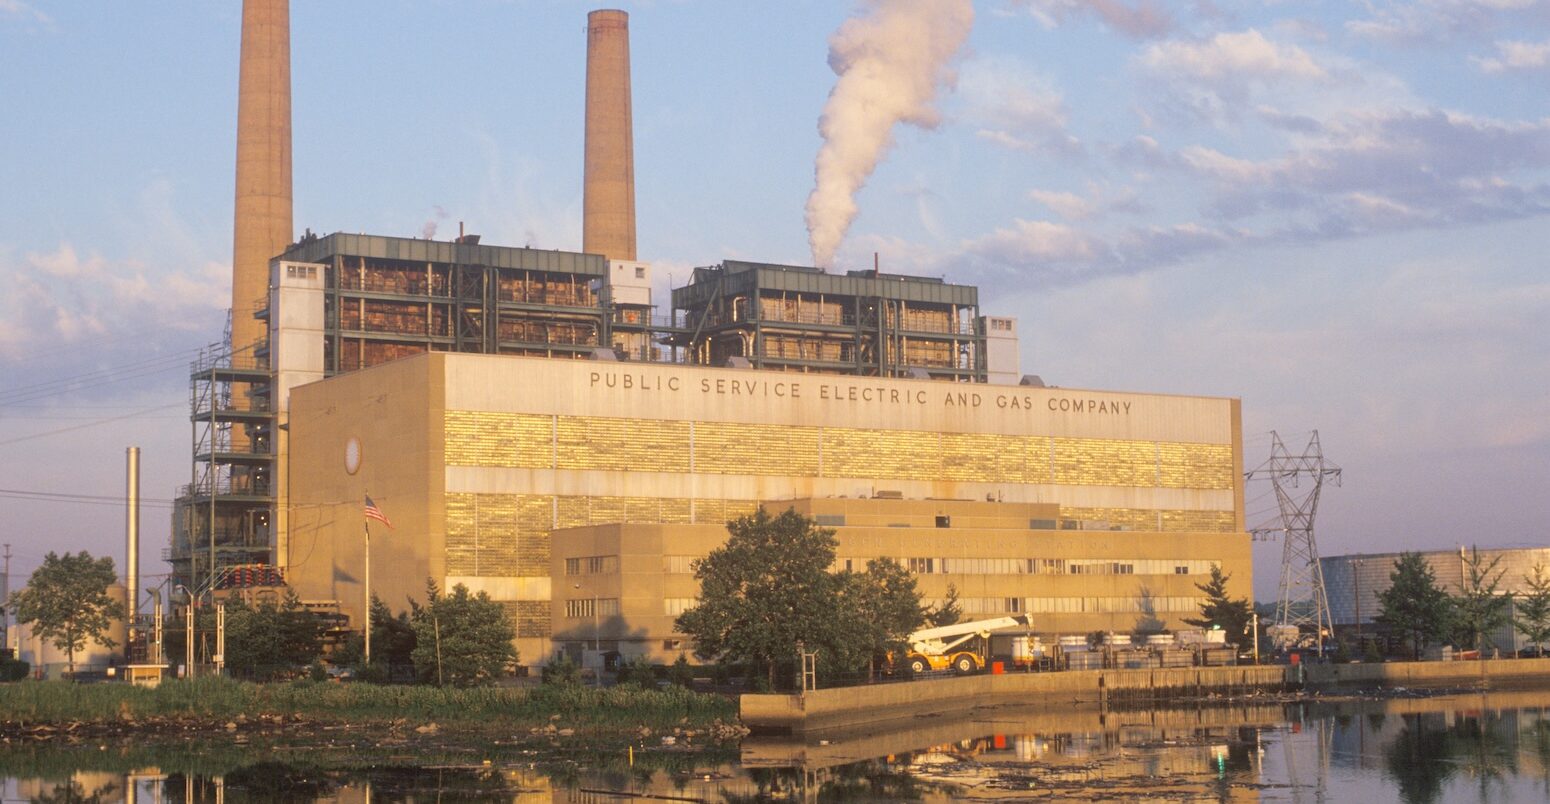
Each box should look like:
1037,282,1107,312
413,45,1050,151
364,520,372,667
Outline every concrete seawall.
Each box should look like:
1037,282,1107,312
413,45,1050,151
741,665,1288,734
741,658,1550,734
1303,656,1550,689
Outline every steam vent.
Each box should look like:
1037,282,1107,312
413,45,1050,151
583,9,636,261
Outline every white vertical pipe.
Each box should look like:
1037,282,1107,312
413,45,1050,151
126,446,141,639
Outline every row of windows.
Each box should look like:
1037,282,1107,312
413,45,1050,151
664,598,699,616
938,596,1207,615
871,557,1219,576
563,555,619,575
564,598,620,619
663,555,698,575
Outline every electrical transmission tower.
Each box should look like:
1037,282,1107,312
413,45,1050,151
1247,431,1341,654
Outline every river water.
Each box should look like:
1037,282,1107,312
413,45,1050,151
4,689,1549,802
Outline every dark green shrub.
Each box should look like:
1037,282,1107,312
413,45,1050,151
543,654,581,686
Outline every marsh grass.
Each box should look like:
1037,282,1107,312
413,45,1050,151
0,678,734,729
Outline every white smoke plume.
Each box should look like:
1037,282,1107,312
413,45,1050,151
805,0,974,268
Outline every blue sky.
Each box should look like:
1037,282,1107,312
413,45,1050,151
2,1,1547,601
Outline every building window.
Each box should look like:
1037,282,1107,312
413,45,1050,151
567,555,619,575
663,555,698,574
635,266,646,279
906,557,936,574
565,598,620,618
664,598,698,616
815,514,846,527
935,515,951,528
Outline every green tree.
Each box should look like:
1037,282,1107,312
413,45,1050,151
11,551,126,677
840,558,927,678
1451,548,1512,654
222,592,324,680
675,508,852,689
336,595,417,678
1376,552,1454,660
410,581,516,686
1515,563,1550,657
1183,565,1253,644
924,583,963,628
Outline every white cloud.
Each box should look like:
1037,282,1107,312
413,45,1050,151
1012,0,1174,39
1132,109,1550,236
1141,29,1327,82
28,243,105,278
1028,184,1144,220
0,0,49,23
967,218,1105,266
1029,189,1095,219
1347,0,1544,45
1474,39,1550,72
957,55,1082,156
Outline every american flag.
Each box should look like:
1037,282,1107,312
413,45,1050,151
364,494,394,529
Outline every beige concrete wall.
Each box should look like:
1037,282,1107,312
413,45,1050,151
550,513,1252,663
444,355,1236,442
1304,657,1550,689
285,354,445,627
741,664,1291,734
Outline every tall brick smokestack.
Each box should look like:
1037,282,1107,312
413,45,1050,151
232,0,292,356
583,9,636,261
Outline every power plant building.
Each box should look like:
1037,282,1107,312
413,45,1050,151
276,339,1250,662
169,3,1255,667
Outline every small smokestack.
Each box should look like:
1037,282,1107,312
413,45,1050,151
583,9,637,261
126,447,140,638
232,0,293,356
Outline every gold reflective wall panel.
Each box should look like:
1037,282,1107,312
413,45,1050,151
445,492,762,577
444,412,1234,490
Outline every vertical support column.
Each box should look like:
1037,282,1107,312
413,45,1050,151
125,446,141,643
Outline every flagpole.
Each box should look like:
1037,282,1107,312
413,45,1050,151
364,518,372,667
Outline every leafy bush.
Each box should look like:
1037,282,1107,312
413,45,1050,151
668,655,694,688
542,654,581,687
614,655,657,688
0,657,30,682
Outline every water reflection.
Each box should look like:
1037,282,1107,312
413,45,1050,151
5,691,1550,801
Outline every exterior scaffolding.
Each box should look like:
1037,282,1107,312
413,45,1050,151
668,261,987,381
169,339,277,600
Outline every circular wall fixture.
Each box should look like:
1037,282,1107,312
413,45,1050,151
344,436,362,475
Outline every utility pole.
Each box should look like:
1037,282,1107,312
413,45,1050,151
1248,431,1341,656
186,603,195,678
2,543,10,653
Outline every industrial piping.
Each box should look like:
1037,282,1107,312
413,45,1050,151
125,446,140,639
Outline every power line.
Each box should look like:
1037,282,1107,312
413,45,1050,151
0,487,176,509
0,349,200,407
0,404,183,447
